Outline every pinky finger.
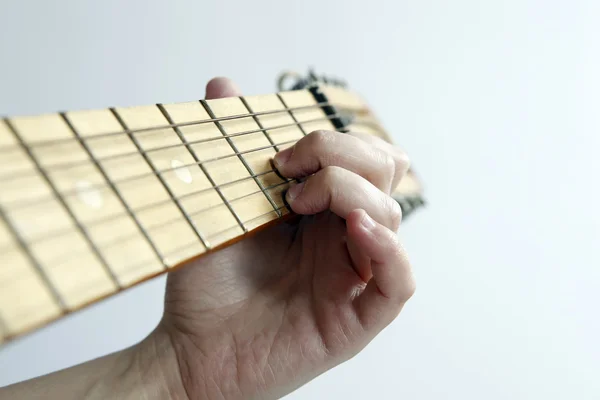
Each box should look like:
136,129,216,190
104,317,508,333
347,209,416,331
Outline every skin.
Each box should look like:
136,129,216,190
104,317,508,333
0,77,415,400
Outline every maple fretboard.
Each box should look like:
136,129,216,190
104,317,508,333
0,84,424,344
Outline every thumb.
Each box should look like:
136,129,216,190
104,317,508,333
205,77,242,99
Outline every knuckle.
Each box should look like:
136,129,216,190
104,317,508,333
306,130,337,149
320,165,345,183
388,198,403,230
382,152,397,182
319,166,345,201
382,233,415,304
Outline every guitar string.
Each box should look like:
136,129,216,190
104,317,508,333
1,154,418,316
0,97,373,321
0,102,366,152
0,106,375,300
0,116,386,262
0,102,330,150
1,173,293,250
0,111,377,184
0,180,293,273
0,115,394,248
5,135,300,211
1,111,379,210
1,203,289,299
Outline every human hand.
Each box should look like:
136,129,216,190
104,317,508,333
156,77,416,400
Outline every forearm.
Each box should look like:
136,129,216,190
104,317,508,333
0,328,188,400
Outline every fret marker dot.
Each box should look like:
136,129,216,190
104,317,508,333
171,159,193,184
75,180,103,209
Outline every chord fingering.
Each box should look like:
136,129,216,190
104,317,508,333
159,101,246,247
0,86,423,344
202,98,283,230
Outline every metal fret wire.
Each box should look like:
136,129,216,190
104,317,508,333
0,101,364,152
4,179,292,269
0,205,67,310
0,113,351,183
110,108,210,252
201,99,282,220
5,137,299,211
238,97,284,217
277,93,308,136
156,102,242,246
3,203,289,297
240,96,281,151
0,169,291,249
5,119,122,289
0,102,380,317
0,113,369,252
61,112,167,270
89,180,291,253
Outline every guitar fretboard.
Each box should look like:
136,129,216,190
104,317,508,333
0,85,423,343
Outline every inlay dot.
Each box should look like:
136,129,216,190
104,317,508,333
75,180,103,209
171,159,193,184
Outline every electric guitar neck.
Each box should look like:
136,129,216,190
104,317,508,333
0,71,425,345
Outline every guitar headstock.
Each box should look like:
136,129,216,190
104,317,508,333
277,70,425,219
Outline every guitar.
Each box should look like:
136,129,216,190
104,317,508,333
0,71,424,345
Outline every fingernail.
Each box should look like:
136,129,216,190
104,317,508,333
273,146,294,169
286,181,305,202
361,212,377,231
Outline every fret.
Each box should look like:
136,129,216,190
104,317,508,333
276,93,308,136
0,199,66,310
160,101,245,246
29,230,117,308
0,223,62,337
7,116,121,290
65,109,165,283
243,94,305,150
0,121,36,176
2,194,116,310
278,90,336,134
0,215,63,338
0,249,63,337
203,98,281,230
0,84,425,344
112,106,206,265
238,95,293,215
238,97,278,152
0,131,73,240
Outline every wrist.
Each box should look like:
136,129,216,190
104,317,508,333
0,327,188,400
86,326,189,400
128,326,190,400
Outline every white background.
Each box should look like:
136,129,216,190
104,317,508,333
0,1,598,399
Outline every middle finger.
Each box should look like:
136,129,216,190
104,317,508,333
273,130,402,193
